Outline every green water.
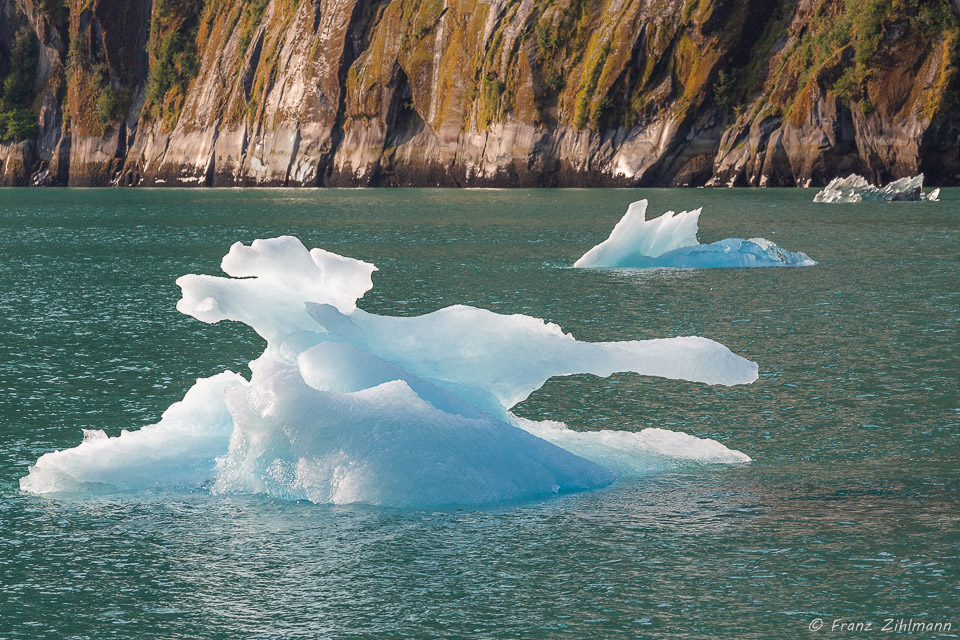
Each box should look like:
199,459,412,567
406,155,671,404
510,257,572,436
0,188,957,639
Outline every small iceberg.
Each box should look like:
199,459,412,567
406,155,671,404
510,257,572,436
574,200,816,269
814,174,940,203
21,237,758,508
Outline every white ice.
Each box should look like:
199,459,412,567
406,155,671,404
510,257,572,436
813,173,940,203
20,372,245,495
574,200,815,269
22,237,758,507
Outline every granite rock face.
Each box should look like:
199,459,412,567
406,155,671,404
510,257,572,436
1,0,958,187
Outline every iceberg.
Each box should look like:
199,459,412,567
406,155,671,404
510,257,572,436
21,237,757,507
574,200,816,269
813,173,940,203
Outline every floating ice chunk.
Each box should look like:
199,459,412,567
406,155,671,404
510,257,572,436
814,173,940,203
296,342,492,421
514,417,751,476
304,304,758,417
220,237,377,312
576,200,702,265
22,237,758,507
213,356,613,507
176,236,376,348
574,200,815,269
20,372,246,495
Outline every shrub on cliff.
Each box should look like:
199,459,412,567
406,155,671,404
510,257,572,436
145,0,204,126
0,24,40,142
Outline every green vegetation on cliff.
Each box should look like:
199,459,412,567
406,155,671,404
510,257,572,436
0,24,39,142
145,0,205,127
2,0,959,187
760,0,960,119
67,30,128,130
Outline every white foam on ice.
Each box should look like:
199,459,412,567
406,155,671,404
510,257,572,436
22,236,758,507
574,200,815,269
814,173,940,203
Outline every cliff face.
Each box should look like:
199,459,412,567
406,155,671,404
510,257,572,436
1,0,958,187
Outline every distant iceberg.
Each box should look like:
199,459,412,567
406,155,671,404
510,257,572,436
574,200,816,269
21,237,757,508
814,174,940,203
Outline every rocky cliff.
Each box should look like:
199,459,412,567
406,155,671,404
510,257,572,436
0,0,958,187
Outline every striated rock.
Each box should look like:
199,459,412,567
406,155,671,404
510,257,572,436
710,0,960,188
0,0,958,187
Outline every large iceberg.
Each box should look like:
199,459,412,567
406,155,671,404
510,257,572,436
574,200,815,269
813,173,940,203
21,237,758,507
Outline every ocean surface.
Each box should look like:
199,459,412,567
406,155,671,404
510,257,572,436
0,188,957,639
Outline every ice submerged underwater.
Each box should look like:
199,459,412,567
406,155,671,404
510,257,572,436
574,200,816,269
21,237,759,508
